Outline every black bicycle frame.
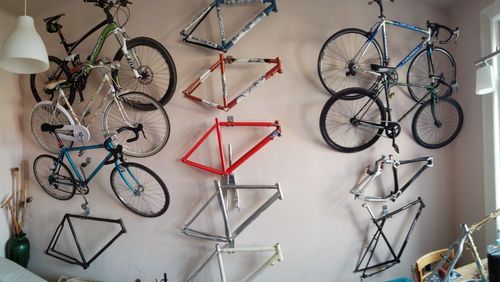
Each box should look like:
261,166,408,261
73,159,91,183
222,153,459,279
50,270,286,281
45,213,127,269
389,157,432,199
355,197,425,278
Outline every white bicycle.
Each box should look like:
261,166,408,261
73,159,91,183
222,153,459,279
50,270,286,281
29,60,170,157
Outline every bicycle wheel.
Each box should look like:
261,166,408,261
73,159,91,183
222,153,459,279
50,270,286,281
30,103,74,154
30,55,76,104
102,92,170,157
319,88,385,152
407,47,456,102
318,28,383,97
113,37,177,108
412,97,463,149
33,154,76,200
110,162,169,217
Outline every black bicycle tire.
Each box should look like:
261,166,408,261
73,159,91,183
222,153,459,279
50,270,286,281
411,97,463,149
407,47,456,102
319,87,385,152
101,91,171,158
33,154,76,200
110,162,170,217
30,55,76,104
112,37,177,109
317,28,383,98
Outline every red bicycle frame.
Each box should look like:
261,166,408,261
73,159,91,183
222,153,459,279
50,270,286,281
183,54,282,111
181,118,281,175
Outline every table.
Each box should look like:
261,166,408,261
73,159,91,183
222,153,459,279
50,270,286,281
455,259,488,281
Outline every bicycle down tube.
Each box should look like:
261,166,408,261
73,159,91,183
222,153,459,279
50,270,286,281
181,118,281,175
183,54,282,111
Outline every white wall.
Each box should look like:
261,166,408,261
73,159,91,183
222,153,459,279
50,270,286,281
448,0,495,258
18,0,461,280
0,9,26,257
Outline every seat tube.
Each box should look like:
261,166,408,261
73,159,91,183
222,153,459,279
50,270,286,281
215,118,226,173
381,21,389,66
215,2,226,46
220,54,228,107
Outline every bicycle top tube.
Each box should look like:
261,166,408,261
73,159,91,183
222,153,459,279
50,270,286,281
181,117,281,176
183,54,282,112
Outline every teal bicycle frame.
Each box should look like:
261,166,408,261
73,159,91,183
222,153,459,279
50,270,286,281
51,139,138,195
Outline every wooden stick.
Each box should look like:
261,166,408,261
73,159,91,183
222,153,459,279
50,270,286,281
10,168,18,226
20,160,29,227
1,196,19,235
15,166,21,225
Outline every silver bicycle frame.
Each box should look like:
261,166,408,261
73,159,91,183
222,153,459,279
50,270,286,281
426,209,500,282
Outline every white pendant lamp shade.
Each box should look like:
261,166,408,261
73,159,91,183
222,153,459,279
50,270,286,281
0,16,49,74
475,62,496,95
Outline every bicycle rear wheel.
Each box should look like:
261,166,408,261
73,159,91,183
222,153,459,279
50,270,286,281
113,37,177,108
318,28,383,97
319,88,385,152
102,92,170,157
30,102,74,154
407,47,456,102
110,162,169,217
33,154,76,200
30,55,76,104
412,97,463,148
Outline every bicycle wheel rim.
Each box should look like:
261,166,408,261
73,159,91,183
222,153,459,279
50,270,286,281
407,47,456,102
33,155,75,200
320,89,384,152
30,103,73,154
113,38,176,107
318,29,382,95
110,163,169,217
102,92,170,157
412,98,463,148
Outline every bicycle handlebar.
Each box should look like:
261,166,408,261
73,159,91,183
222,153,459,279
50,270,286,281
83,0,132,9
116,124,144,143
427,21,459,44
368,0,394,5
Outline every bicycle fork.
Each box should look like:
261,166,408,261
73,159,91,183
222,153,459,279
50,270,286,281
115,161,143,196
116,34,142,80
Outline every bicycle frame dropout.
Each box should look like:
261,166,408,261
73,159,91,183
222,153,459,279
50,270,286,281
183,54,282,111
180,0,278,52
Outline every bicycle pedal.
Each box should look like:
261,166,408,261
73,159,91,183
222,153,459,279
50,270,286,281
389,92,395,98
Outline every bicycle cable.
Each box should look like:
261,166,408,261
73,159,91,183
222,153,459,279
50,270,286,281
113,5,130,28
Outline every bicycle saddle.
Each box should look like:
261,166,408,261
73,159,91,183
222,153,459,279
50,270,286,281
370,64,396,74
43,13,65,23
44,80,67,90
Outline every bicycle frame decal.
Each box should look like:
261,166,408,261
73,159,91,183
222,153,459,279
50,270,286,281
89,22,121,64
181,117,281,175
188,243,283,282
355,197,425,278
183,54,282,111
180,0,278,52
350,155,433,202
45,213,126,269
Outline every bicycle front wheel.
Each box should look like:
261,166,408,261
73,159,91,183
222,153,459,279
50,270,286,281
102,92,170,157
30,55,76,104
30,102,74,154
319,88,385,152
113,37,177,108
110,162,170,217
33,154,76,200
318,28,383,97
412,97,463,149
407,47,456,102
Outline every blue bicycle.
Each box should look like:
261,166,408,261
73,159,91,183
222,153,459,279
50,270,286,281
318,0,459,102
33,123,169,217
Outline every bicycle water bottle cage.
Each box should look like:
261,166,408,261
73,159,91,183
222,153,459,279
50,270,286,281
181,117,281,176
180,0,278,52
183,54,282,112
350,155,433,202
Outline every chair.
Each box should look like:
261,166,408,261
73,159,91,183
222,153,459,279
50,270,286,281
415,249,455,282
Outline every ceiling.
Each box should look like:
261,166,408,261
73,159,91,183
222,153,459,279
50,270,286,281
0,0,457,16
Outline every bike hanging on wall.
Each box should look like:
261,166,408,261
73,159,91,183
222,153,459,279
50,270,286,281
180,0,278,52
32,123,170,217
183,54,282,111
30,61,170,158
317,0,459,101
31,0,177,107
319,61,464,153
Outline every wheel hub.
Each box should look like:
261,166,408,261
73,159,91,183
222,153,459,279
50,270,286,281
346,61,359,76
138,66,154,85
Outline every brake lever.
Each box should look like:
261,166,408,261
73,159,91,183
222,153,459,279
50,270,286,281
125,124,145,143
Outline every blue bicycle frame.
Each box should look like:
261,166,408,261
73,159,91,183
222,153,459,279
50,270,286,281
356,19,431,70
52,141,139,194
